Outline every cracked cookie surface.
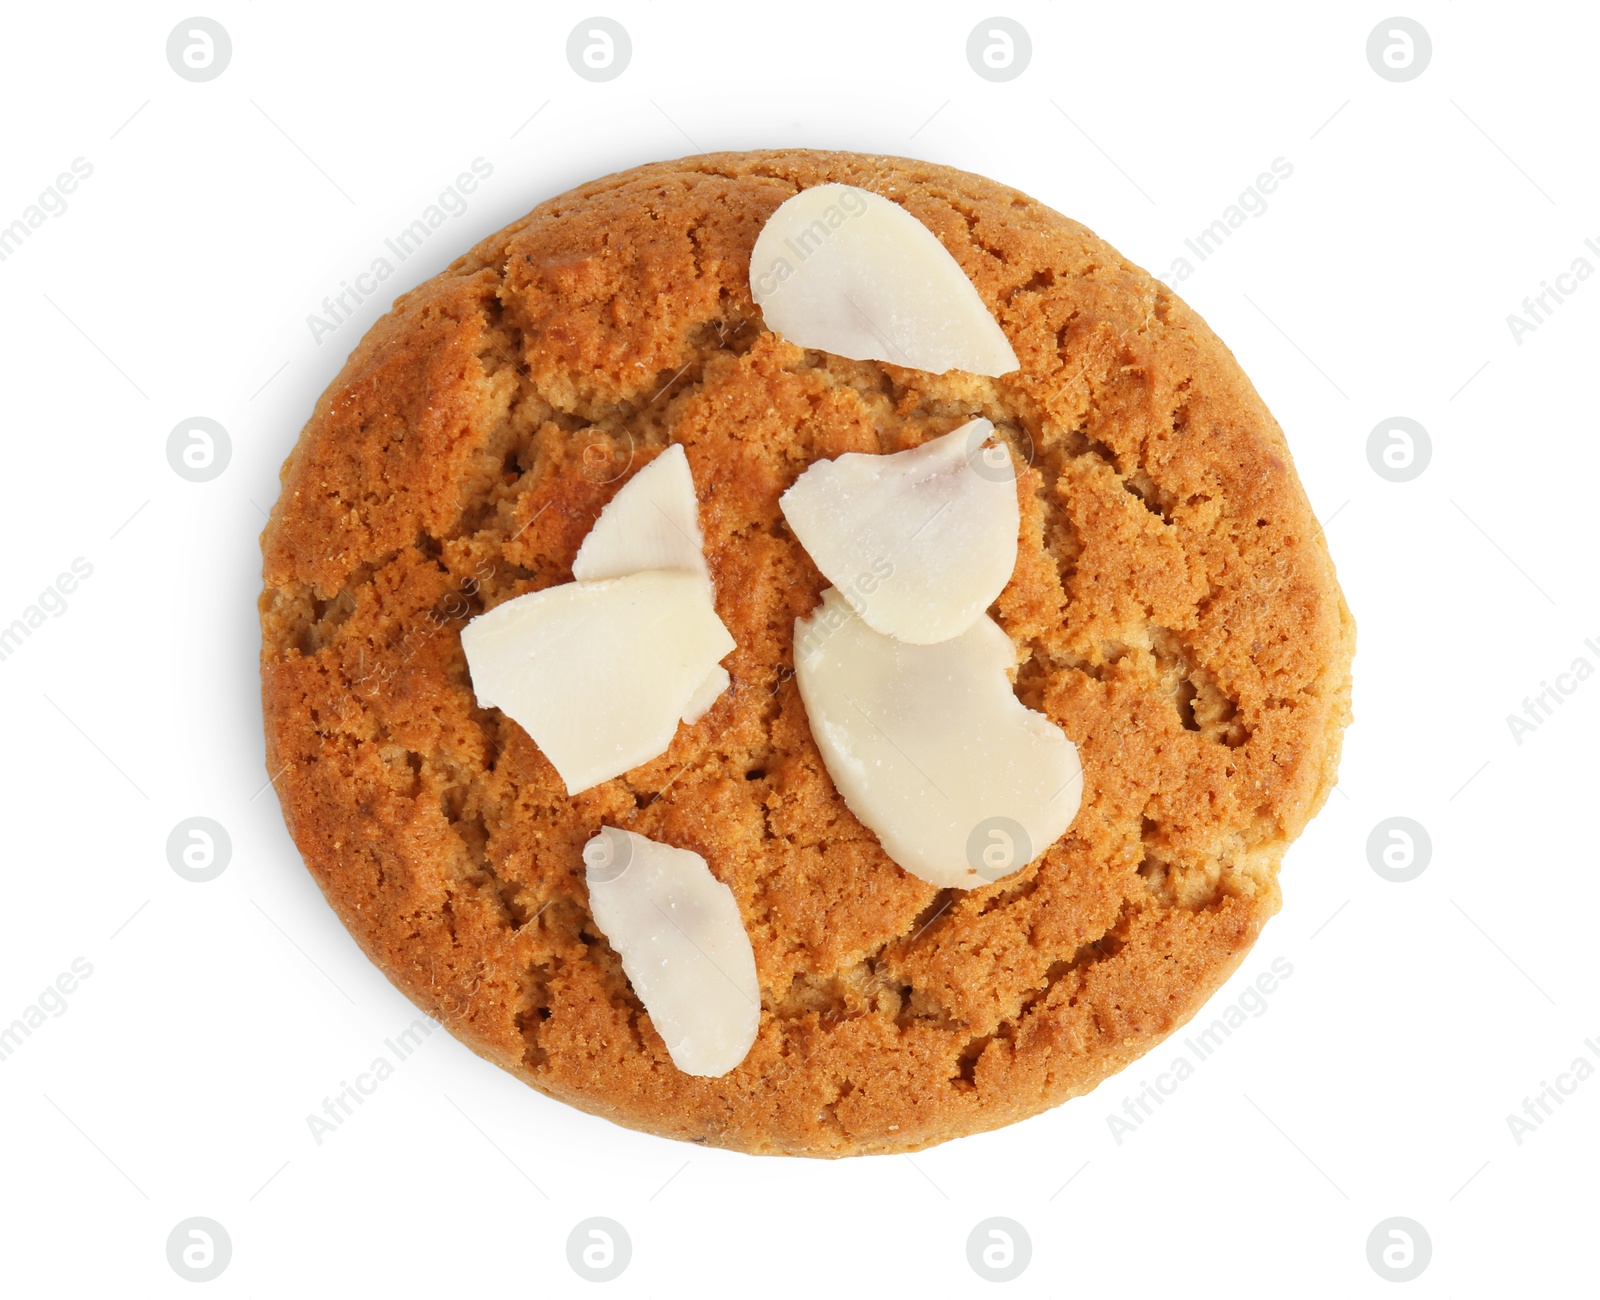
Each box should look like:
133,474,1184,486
258,149,1354,1156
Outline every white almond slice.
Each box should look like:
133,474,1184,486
794,589,1081,889
749,183,1020,377
572,444,708,582
680,664,730,725
583,827,760,1077
568,444,729,723
780,420,1019,644
461,571,734,794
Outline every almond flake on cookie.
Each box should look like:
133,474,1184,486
583,827,760,1077
573,444,730,724
462,445,735,789
573,444,708,582
779,418,1019,644
750,183,1019,376
461,571,733,794
794,588,1081,889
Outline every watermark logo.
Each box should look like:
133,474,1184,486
1506,242,1597,344
0,557,94,666
583,830,633,885
343,561,496,718
967,816,1032,883
167,417,231,483
1505,1037,1600,1144
751,186,869,302
576,429,635,484
166,19,231,83
166,1217,231,1282
1366,817,1430,883
305,1020,436,1145
966,1217,1031,1282
354,562,489,693
793,557,895,665
1366,1217,1431,1282
1106,957,1293,1143
1366,417,1430,483
1506,638,1599,744
0,958,93,1065
1366,19,1431,83
966,19,1031,82
566,1217,631,1282
167,817,232,883
964,423,1027,483
0,159,94,266
307,160,494,346
567,19,631,82
1155,158,1295,285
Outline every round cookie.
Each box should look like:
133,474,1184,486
259,149,1354,1156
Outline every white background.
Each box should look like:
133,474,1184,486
1,2,1596,1294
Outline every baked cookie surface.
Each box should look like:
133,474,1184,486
259,149,1353,1156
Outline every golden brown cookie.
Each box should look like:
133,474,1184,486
259,149,1354,1156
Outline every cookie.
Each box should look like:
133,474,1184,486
259,149,1354,1156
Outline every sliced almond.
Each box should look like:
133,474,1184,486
680,664,730,725
794,588,1081,889
779,419,1019,644
573,444,730,725
583,826,760,1077
461,571,734,794
749,183,1019,377
572,444,708,582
